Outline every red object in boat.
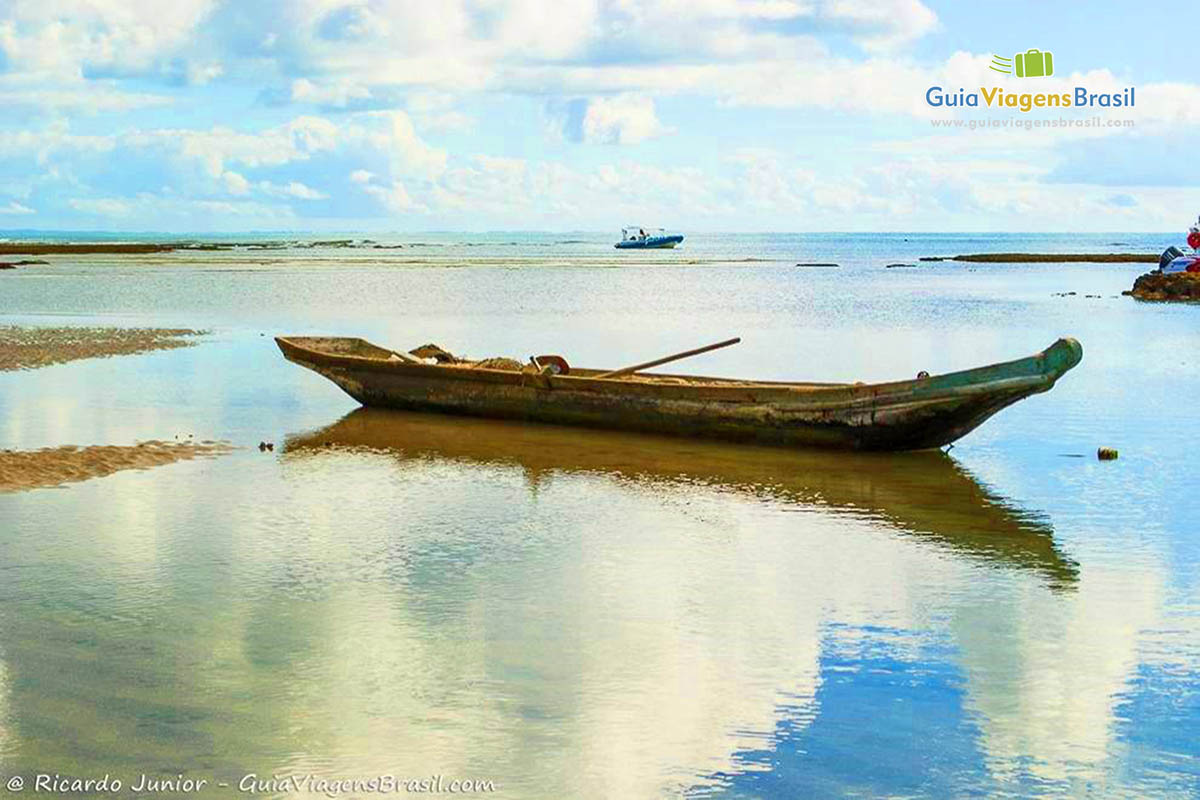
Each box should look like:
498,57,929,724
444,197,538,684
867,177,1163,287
532,354,571,375
1189,230,1200,249
1187,260,1200,273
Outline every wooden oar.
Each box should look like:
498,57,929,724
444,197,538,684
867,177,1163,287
595,337,741,380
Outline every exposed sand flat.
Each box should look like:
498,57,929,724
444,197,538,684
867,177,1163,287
0,326,202,371
0,440,233,493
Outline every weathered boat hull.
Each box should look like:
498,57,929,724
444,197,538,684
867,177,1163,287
275,336,1082,452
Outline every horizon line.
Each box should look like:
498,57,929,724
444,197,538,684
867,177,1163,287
0,228,1178,237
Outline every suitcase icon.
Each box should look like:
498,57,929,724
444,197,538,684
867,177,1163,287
1014,49,1053,78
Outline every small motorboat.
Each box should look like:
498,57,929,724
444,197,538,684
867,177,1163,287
276,336,1082,452
1157,219,1200,272
615,227,684,249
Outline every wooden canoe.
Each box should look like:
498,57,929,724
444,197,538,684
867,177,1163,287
275,336,1082,452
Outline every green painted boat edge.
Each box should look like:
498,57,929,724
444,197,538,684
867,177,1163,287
909,336,1081,397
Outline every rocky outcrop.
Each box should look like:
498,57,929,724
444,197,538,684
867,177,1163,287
1125,271,1200,301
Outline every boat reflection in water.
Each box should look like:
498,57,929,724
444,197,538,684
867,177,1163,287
285,407,1077,589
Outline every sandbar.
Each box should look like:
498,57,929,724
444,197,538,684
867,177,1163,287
0,326,202,371
0,440,233,493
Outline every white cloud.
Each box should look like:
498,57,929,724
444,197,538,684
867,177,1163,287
8,0,1190,146
20,122,1193,231
0,112,445,217
68,197,134,217
0,0,216,80
724,149,817,212
348,166,420,213
0,0,942,102
222,170,250,195
477,0,598,61
0,88,174,114
0,200,35,215
0,0,1192,233
436,155,531,213
361,179,417,213
434,154,732,223
361,110,448,179
821,0,938,51
315,4,390,42
291,77,372,107
67,191,297,226
579,95,672,145
0,123,116,162
259,180,328,199
187,62,224,85
406,92,474,133
128,116,341,177
416,109,474,133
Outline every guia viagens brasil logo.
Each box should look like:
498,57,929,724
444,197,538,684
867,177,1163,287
926,49,1134,112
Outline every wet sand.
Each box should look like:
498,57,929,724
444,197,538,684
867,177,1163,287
0,440,233,493
0,326,202,371
0,326,227,492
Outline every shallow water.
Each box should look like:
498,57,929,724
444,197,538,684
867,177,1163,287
0,233,1198,798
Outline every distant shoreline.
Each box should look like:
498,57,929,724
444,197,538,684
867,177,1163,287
0,240,371,254
0,241,1166,264
921,253,1158,263
0,242,207,254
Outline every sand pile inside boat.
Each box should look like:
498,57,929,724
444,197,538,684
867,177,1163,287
436,356,524,371
410,343,523,371
1125,271,1200,301
409,343,463,363
0,440,233,493
0,326,202,371
472,357,525,371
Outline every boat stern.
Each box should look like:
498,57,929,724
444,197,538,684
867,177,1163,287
275,336,393,405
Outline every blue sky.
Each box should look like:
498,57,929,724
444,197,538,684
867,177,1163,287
0,0,1196,232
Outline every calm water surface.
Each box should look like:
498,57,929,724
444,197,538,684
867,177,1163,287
0,233,1197,798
